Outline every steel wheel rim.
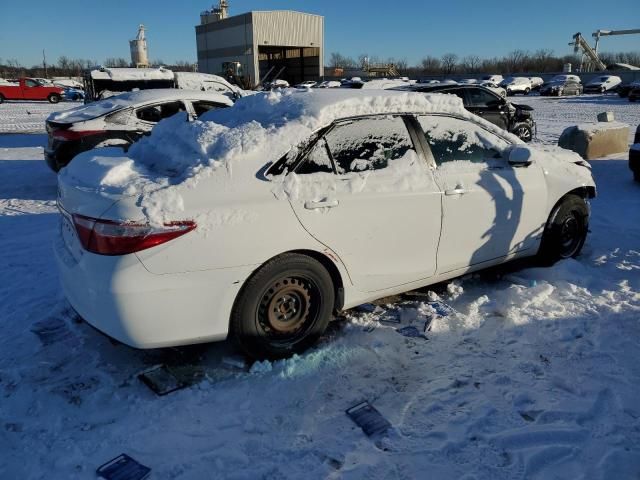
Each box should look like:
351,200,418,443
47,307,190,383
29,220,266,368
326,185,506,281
559,214,581,257
257,276,319,343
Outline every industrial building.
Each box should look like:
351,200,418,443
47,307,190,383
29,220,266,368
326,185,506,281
195,2,324,86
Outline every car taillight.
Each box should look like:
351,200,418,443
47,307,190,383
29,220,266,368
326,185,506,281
52,130,102,141
71,214,196,256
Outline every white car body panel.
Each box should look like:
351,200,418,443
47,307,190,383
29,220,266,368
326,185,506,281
55,90,596,349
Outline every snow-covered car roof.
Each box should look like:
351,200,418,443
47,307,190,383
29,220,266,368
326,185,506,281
48,89,234,124
89,67,175,82
60,89,523,225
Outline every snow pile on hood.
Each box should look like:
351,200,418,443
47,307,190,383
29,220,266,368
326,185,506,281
60,89,516,224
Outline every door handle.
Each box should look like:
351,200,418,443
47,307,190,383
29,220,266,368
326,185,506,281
304,199,339,209
444,187,466,196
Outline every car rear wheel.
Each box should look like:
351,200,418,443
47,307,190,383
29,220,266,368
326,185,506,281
230,253,334,359
537,194,589,265
0,94,4,104
48,94,61,104
524,87,530,95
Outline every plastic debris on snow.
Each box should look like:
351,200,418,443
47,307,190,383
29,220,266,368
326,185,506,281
96,454,151,480
346,401,392,437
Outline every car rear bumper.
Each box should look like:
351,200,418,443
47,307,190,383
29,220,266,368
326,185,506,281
54,223,256,349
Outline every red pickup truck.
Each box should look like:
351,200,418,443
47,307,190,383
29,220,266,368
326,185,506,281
0,78,64,104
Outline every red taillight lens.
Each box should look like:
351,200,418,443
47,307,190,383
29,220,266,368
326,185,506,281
52,130,102,141
71,214,196,256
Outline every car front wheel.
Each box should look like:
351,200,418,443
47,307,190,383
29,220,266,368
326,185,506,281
513,124,533,142
48,94,61,104
231,253,334,359
537,194,589,265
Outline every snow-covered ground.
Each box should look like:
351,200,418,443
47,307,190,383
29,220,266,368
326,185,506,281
0,101,73,134
513,93,640,144
0,99,638,479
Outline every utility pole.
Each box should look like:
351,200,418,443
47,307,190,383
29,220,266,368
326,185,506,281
42,49,48,78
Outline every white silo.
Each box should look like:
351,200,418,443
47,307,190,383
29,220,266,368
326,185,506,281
130,24,149,68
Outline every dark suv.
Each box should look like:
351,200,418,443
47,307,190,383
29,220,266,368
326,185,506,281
539,79,583,96
401,84,535,142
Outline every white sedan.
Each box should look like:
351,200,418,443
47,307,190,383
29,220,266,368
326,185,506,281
55,90,596,358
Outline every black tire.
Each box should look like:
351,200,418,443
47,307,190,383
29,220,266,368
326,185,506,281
48,94,61,104
524,87,530,95
537,194,589,265
513,124,533,142
230,253,334,359
0,94,4,104
634,171,640,183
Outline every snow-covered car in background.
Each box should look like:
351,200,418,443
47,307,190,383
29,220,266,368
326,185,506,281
540,78,583,96
501,77,533,95
528,77,544,90
295,81,318,88
55,90,595,359
480,81,507,98
314,80,342,88
584,75,622,94
629,86,640,103
549,74,581,84
481,74,504,84
45,89,233,171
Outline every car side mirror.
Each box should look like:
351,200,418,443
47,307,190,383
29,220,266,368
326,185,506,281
508,146,532,167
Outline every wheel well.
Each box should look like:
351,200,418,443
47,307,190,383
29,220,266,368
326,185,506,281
288,249,345,312
546,188,593,228
568,186,596,199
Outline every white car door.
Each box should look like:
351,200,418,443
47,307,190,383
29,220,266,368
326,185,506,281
286,115,442,293
415,115,548,273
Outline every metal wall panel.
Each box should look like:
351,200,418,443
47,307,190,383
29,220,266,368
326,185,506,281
251,11,323,48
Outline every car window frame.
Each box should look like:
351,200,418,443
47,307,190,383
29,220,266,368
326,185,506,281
266,113,434,178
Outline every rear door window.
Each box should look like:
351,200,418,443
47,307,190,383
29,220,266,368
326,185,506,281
191,101,223,118
324,116,416,174
135,101,186,123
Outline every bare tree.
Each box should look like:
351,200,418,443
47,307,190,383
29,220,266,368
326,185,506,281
461,55,481,73
441,53,458,75
420,56,441,74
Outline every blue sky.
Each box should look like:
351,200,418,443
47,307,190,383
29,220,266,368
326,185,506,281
1,0,638,67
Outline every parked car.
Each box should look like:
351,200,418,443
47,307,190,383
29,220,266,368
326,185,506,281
314,80,342,88
617,81,640,98
528,77,544,91
584,75,622,94
295,81,317,88
0,77,64,103
45,89,233,171
628,86,640,103
500,77,532,95
401,84,535,141
630,124,640,182
540,79,583,96
62,87,85,102
549,74,581,83
480,81,507,98
54,90,595,358
481,74,504,84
